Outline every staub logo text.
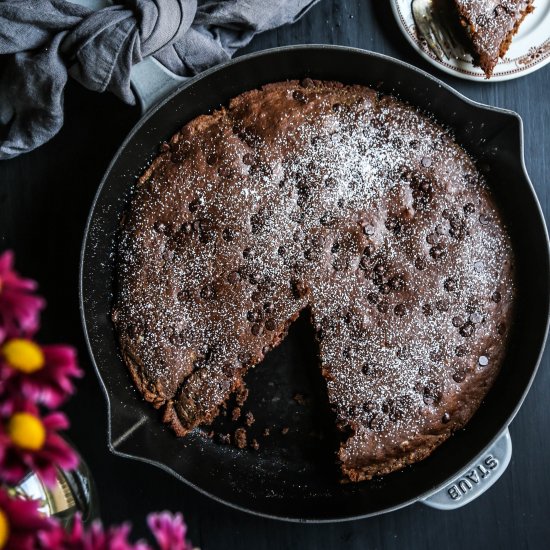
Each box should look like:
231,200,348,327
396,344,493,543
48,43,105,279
447,456,499,500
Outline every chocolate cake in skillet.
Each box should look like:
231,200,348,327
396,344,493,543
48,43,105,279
112,79,515,482
452,0,534,77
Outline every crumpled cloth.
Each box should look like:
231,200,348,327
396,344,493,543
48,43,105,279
0,0,319,160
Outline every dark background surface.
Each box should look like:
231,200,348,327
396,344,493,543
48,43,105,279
1,1,549,548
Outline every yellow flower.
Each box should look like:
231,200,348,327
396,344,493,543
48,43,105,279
7,413,46,451
0,509,8,549
1,339,44,373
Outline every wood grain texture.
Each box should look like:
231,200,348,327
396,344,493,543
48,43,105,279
0,1,548,548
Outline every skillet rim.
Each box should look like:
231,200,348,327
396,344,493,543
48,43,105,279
79,44,550,522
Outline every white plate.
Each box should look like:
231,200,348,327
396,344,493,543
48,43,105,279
391,0,550,81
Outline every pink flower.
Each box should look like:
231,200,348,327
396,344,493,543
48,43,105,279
0,486,54,550
147,512,193,550
39,515,150,550
0,404,78,487
0,251,44,344
0,340,83,409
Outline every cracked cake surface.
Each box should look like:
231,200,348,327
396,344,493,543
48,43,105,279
112,79,515,482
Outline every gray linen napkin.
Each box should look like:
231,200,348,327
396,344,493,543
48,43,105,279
0,0,319,160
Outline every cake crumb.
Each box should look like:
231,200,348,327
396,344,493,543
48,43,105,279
235,386,249,406
281,427,289,435
293,392,307,405
244,412,255,426
234,428,247,449
231,407,241,421
262,427,271,437
217,433,231,445
250,438,260,451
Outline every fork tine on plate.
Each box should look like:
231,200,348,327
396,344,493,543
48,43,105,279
412,0,464,61
412,4,446,61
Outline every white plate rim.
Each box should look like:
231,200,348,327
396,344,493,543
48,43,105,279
390,0,550,82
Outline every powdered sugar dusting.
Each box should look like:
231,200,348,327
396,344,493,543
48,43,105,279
113,80,515,479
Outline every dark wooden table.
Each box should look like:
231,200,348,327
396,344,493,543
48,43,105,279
1,1,549,548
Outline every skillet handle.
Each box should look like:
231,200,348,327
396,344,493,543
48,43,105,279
67,0,187,113
421,429,512,510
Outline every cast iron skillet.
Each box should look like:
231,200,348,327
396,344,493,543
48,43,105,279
80,45,550,521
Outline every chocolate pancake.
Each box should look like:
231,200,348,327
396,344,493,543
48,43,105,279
112,80,515,482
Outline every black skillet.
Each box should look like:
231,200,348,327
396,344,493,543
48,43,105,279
79,45,550,521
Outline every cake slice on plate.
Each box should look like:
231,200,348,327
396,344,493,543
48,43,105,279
452,0,534,77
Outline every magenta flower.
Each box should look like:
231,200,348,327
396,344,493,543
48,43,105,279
0,486,54,550
0,340,83,409
0,404,78,487
0,251,44,344
148,512,193,550
39,515,150,550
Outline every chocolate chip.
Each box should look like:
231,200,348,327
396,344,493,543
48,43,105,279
410,140,419,149
453,370,466,383
460,322,475,338
192,220,201,232
367,292,379,304
423,395,435,406
251,291,262,303
421,156,432,168
436,299,449,312
331,242,340,254
492,291,502,303
379,283,391,295
430,243,446,260
206,154,217,166
422,303,434,316
300,78,314,88
251,324,262,336
227,271,241,284
265,319,276,331
292,90,307,103
389,276,404,291
385,217,400,232
415,256,427,271
464,203,475,215
332,103,343,112
238,352,251,364
444,278,457,292
452,316,464,328
497,322,507,335
242,153,254,166
394,303,407,317
222,228,235,242
377,301,389,313
455,345,468,357
363,401,375,412
218,165,234,178
200,285,215,300
426,232,438,245
362,363,372,375
181,222,193,234
177,289,190,302
242,247,253,259
374,262,387,275
479,214,489,225
369,414,384,432
478,355,489,367
441,412,451,424
363,243,375,257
